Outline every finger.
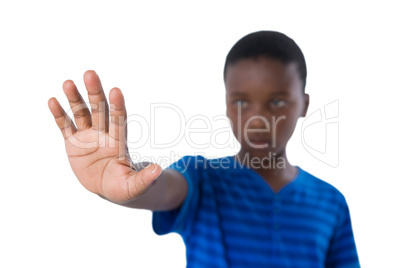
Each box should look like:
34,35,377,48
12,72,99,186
62,80,91,130
128,164,162,198
83,70,109,132
108,87,127,158
48,97,77,139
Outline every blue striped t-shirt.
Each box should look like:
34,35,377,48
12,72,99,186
152,155,360,268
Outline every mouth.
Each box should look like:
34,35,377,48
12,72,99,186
247,138,271,148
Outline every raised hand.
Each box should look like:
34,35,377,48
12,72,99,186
48,70,162,204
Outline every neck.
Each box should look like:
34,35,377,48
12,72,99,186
235,148,298,192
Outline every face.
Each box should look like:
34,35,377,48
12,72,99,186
225,56,309,159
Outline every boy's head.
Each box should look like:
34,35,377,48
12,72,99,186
224,31,309,161
224,31,307,92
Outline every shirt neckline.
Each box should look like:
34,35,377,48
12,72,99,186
227,155,305,196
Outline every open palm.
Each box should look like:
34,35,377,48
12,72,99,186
48,71,161,203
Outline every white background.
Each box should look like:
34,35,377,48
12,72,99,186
1,1,401,267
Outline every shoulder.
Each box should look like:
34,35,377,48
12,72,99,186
166,155,232,182
298,168,347,205
168,155,234,172
167,155,207,172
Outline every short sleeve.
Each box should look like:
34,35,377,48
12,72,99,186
325,197,360,268
152,155,204,238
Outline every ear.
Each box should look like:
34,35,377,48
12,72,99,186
301,93,310,117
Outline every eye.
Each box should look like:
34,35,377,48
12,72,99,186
234,99,248,108
271,99,287,108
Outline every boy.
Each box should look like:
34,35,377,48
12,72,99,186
48,31,359,267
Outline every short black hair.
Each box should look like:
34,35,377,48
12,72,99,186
223,31,307,92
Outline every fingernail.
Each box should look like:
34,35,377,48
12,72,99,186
151,165,158,174
145,164,156,173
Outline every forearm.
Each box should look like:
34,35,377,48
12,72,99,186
100,163,188,211
124,169,187,210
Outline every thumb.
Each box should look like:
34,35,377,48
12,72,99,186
130,163,163,196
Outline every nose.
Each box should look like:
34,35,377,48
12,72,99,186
247,116,268,129
246,106,270,130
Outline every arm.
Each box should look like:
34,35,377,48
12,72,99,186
325,200,360,268
115,166,188,211
48,70,187,211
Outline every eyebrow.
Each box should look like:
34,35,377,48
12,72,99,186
228,92,248,97
228,91,290,97
270,91,290,96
